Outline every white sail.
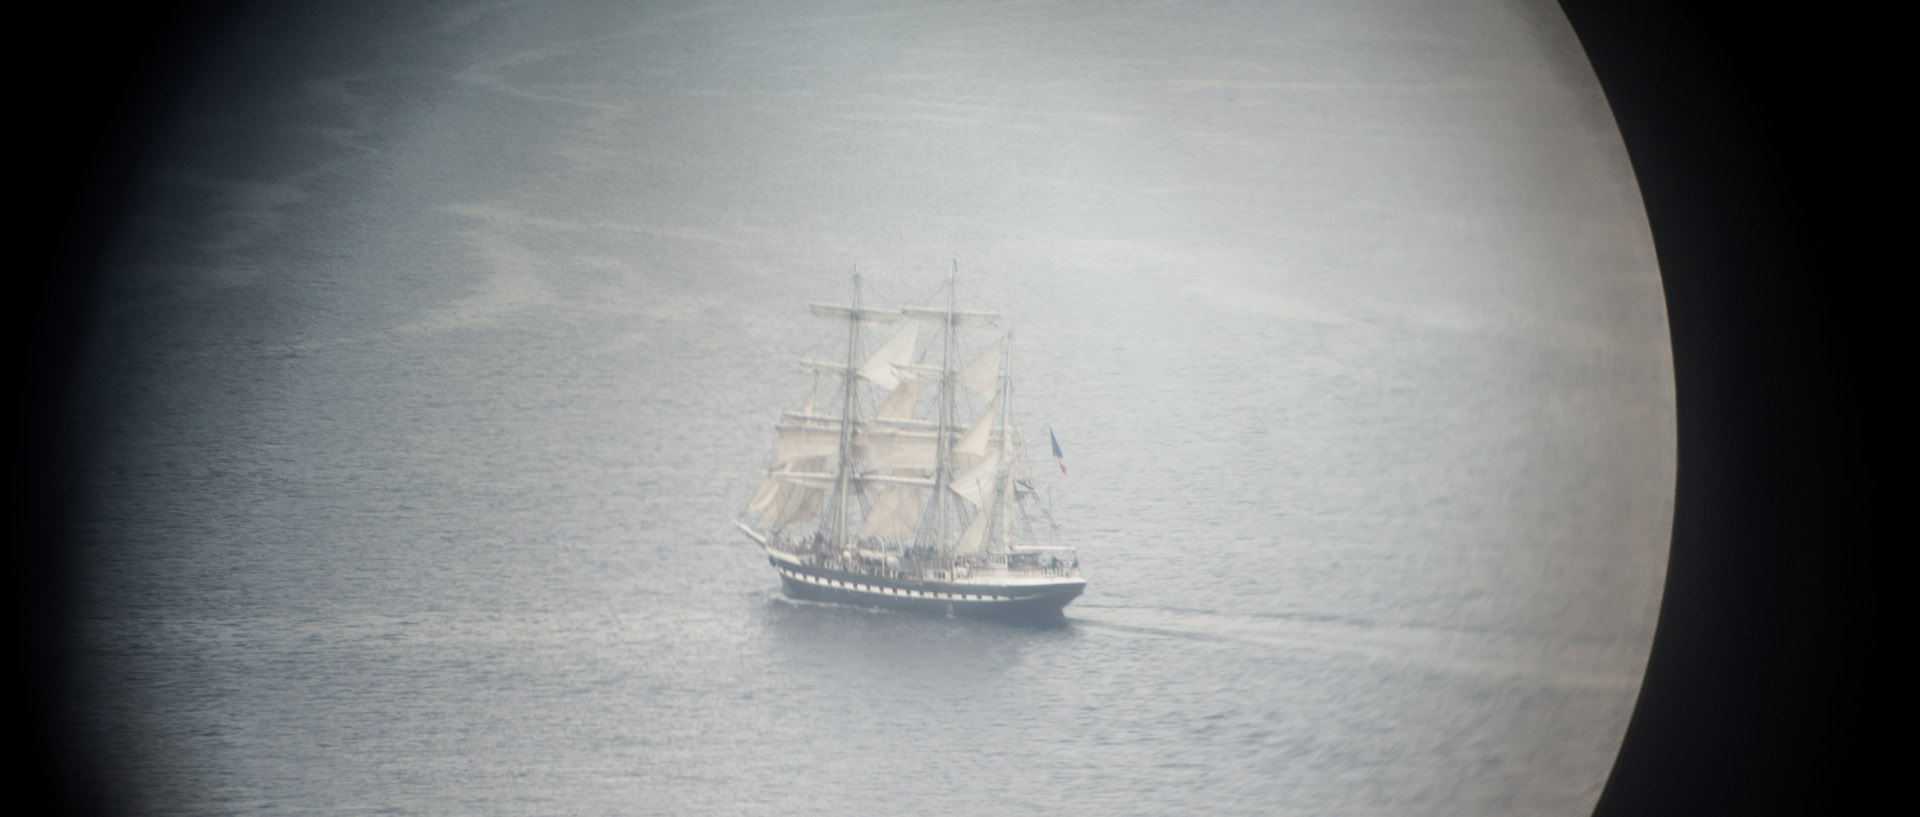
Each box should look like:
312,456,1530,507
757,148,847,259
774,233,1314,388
957,342,1002,399
952,504,990,553
949,447,1003,508
773,422,842,466
760,480,825,528
971,461,1021,554
776,417,943,473
876,380,918,420
953,397,997,458
739,276,1084,617
748,460,832,520
746,474,780,515
859,324,918,389
854,427,937,473
857,484,924,537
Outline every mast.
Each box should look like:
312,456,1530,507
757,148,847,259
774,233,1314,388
933,264,957,553
887,265,1000,556
987,327,1013,550
831,271,861,550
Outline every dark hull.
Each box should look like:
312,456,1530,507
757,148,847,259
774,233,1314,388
771,558,1084,623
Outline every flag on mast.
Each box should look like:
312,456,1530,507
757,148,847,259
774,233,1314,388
1050,428,1067,475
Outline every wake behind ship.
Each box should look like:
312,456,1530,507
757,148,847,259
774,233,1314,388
735,273,1085,622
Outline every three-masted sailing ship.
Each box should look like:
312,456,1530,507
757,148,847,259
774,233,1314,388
735,273,1085,621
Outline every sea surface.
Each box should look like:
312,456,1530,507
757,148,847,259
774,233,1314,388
61,1,1673,814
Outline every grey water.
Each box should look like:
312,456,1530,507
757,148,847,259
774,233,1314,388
62,1,1673,814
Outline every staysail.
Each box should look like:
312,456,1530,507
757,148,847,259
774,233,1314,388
859,325,918,390
857,484,924,537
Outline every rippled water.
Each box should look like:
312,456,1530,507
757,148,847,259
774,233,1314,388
62,1,1671,814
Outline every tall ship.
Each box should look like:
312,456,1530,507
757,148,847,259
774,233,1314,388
735,273,1086,622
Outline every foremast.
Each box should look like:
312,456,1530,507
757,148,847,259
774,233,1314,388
809,271,913,551
829,273,861,549
930,272,957,553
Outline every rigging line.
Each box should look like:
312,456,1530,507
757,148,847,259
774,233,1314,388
861,270,916,314
947,265,1002,318
899,275,947,312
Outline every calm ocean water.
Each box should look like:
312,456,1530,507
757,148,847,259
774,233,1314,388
63,1,1672,814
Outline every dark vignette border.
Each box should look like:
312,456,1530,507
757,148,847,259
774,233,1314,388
1558,2,1897,815
17,3,1900,815
21,5,253,815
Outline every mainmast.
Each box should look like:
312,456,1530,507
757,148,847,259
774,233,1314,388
830,272,861,550
887,266,1000,556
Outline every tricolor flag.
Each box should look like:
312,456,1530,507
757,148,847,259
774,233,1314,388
1050,428,1067,475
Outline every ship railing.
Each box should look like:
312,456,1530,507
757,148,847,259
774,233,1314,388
955,563,1081,580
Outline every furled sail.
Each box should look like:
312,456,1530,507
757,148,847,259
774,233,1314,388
810,303,901,324
902,306,999,328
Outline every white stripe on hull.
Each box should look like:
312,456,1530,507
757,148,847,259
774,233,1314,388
771,562,1084,621
776,565,1026,602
